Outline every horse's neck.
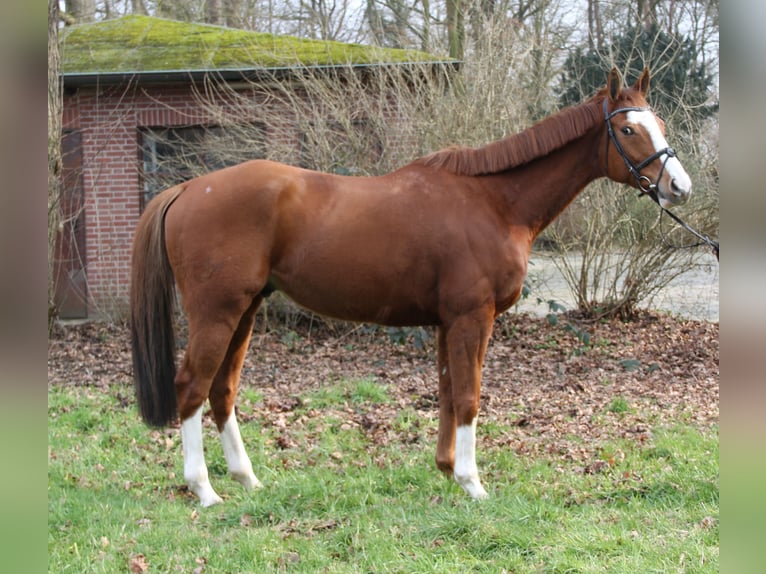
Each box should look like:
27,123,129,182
492,129,604,238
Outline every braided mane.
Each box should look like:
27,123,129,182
413,95,605,176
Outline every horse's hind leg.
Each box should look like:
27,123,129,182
175,318,237,507
209,298,263,491
180,404,222,507
176,297,255,507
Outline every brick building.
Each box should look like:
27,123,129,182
56,15,452,318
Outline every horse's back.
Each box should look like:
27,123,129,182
160,158,525,326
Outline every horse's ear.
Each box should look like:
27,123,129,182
607,67,623,102
633,66,650,96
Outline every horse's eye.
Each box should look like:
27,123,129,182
621,126,634,136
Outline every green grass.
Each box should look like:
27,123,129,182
607,396,631,414
48,382,718,573
302,377,390,409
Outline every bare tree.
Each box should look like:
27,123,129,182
296,0,354,40
636,0,659,30
446,0,464,58
206,0,223,24
365,0,423,49
132,0,148,15
64,0,97,22
587,0,603,49
224,0,245,27
49,0,62,327
204,0,245,26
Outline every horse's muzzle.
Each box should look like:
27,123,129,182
658,176,692,209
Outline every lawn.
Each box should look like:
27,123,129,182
48,315,718,572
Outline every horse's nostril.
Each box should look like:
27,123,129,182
671,178,682,194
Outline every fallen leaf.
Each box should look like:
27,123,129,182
699,516,717,529
277,552,300,566
128,554,149,573
48,313,718,472
192,556,207,573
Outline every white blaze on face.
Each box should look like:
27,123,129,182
626,109,692,208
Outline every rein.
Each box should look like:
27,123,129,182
603,98,719,261
654,197,719,260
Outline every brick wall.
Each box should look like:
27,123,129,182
61,78,415,317
62,82,302,316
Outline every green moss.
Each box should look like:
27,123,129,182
61,15,442,74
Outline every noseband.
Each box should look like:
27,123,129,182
603,98,676,199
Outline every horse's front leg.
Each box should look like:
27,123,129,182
439,310,493,499
454,416,486,499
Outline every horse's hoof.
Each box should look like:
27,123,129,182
455,474,488,500
199,492,224,507
233,471,263,490
193,483,224,507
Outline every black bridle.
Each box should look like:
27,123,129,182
603,98,677,197
603,98,719,261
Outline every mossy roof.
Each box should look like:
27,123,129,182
61,14,447,77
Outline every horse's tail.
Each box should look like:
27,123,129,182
130,185,185,427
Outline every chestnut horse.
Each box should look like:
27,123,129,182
131,68,691,506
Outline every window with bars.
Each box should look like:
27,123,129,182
139,123,266,208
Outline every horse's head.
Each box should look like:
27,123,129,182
603,67,692,208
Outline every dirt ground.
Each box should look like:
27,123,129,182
48,311,718,467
